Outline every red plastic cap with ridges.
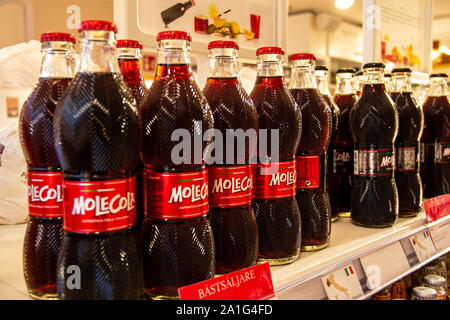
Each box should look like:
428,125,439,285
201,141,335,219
117,40,143,49
78,20,118,33
40,32,76,44
256,47,285,56
208,40,239,50
156,31,192,42
289,53,316,61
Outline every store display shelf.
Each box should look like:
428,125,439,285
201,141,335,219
0,211,448,300
270,211,450,300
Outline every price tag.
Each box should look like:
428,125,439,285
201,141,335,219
423,194,450,222
320,263,364,300
178,262,274,300
360,241,410,290
408,229,437,262
429,222,450,252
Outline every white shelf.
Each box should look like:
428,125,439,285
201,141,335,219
270,211,450,300
0,211,448,300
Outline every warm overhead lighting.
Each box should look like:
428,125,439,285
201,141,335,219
335,0,354,10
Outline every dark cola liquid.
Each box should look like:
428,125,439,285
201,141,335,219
203,77,258,274
421,95,450,198
118,58,147,103
19,77,71,299
140,64,215,299
54,72,143,299
350,83,398,227
322,94,340,221
118,58,148,232
23,217,63,299
290,88,332,251
250,76,302,263
391,92,423,216
329,93,358,217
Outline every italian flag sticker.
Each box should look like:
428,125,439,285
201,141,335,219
344,265,354,277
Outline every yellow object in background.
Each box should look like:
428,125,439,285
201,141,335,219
209,3,219,19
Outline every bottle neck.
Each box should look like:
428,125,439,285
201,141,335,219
289,59,316,89
155,39,191,79
78,30,120,73
207,48,239,78
364,67,384,85
157,39,190,65
40,41,75,78
315,70,330,96
391,73,413,93
356,74,365,94
384,76,393,92
428,77,449,97
117,47,145,84
256,54,284,78
335,73,356,95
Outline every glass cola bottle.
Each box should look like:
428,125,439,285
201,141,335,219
390,68,423,216
289,53,332,251
54,20,143,299
20,32,76,300
420,73,450,198
117,39,147,232
250,47,302,265
350,63,399,227
355,70,364,97
315,65,340,222
331,68,358,218
202,40,258,275
140,31,215,299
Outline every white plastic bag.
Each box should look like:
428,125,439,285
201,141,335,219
0,123,28,224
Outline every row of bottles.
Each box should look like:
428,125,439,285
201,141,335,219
19,23,330,300
321,65,449,227
19,20,449,300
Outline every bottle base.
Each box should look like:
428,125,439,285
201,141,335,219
258,253,299,266
28,290,58,300
301,243,328,252
398,210,420,218
144,290,179,300
337,211,351,218
351,220,396,228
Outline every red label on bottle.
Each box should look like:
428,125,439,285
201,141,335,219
209,165,253,207
296,155,319,189
253,161,297,199
63,177,137,233
178,262,274,300
145,169,209,219
27,171,63,218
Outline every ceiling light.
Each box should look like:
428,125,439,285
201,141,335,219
335,0,354,10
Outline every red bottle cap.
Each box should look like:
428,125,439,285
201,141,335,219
40,32,76,44
256,47,285,56
208,40,239,50
289,53,316,61
156,31,192,42
117,39,143,49
78,20,118,33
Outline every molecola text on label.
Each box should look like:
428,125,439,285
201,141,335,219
335,151,351,162
29,184,63,203
269,169,296,187
169,183,208,204
380,155,394,168
71,192,135,216
211,175,252,194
